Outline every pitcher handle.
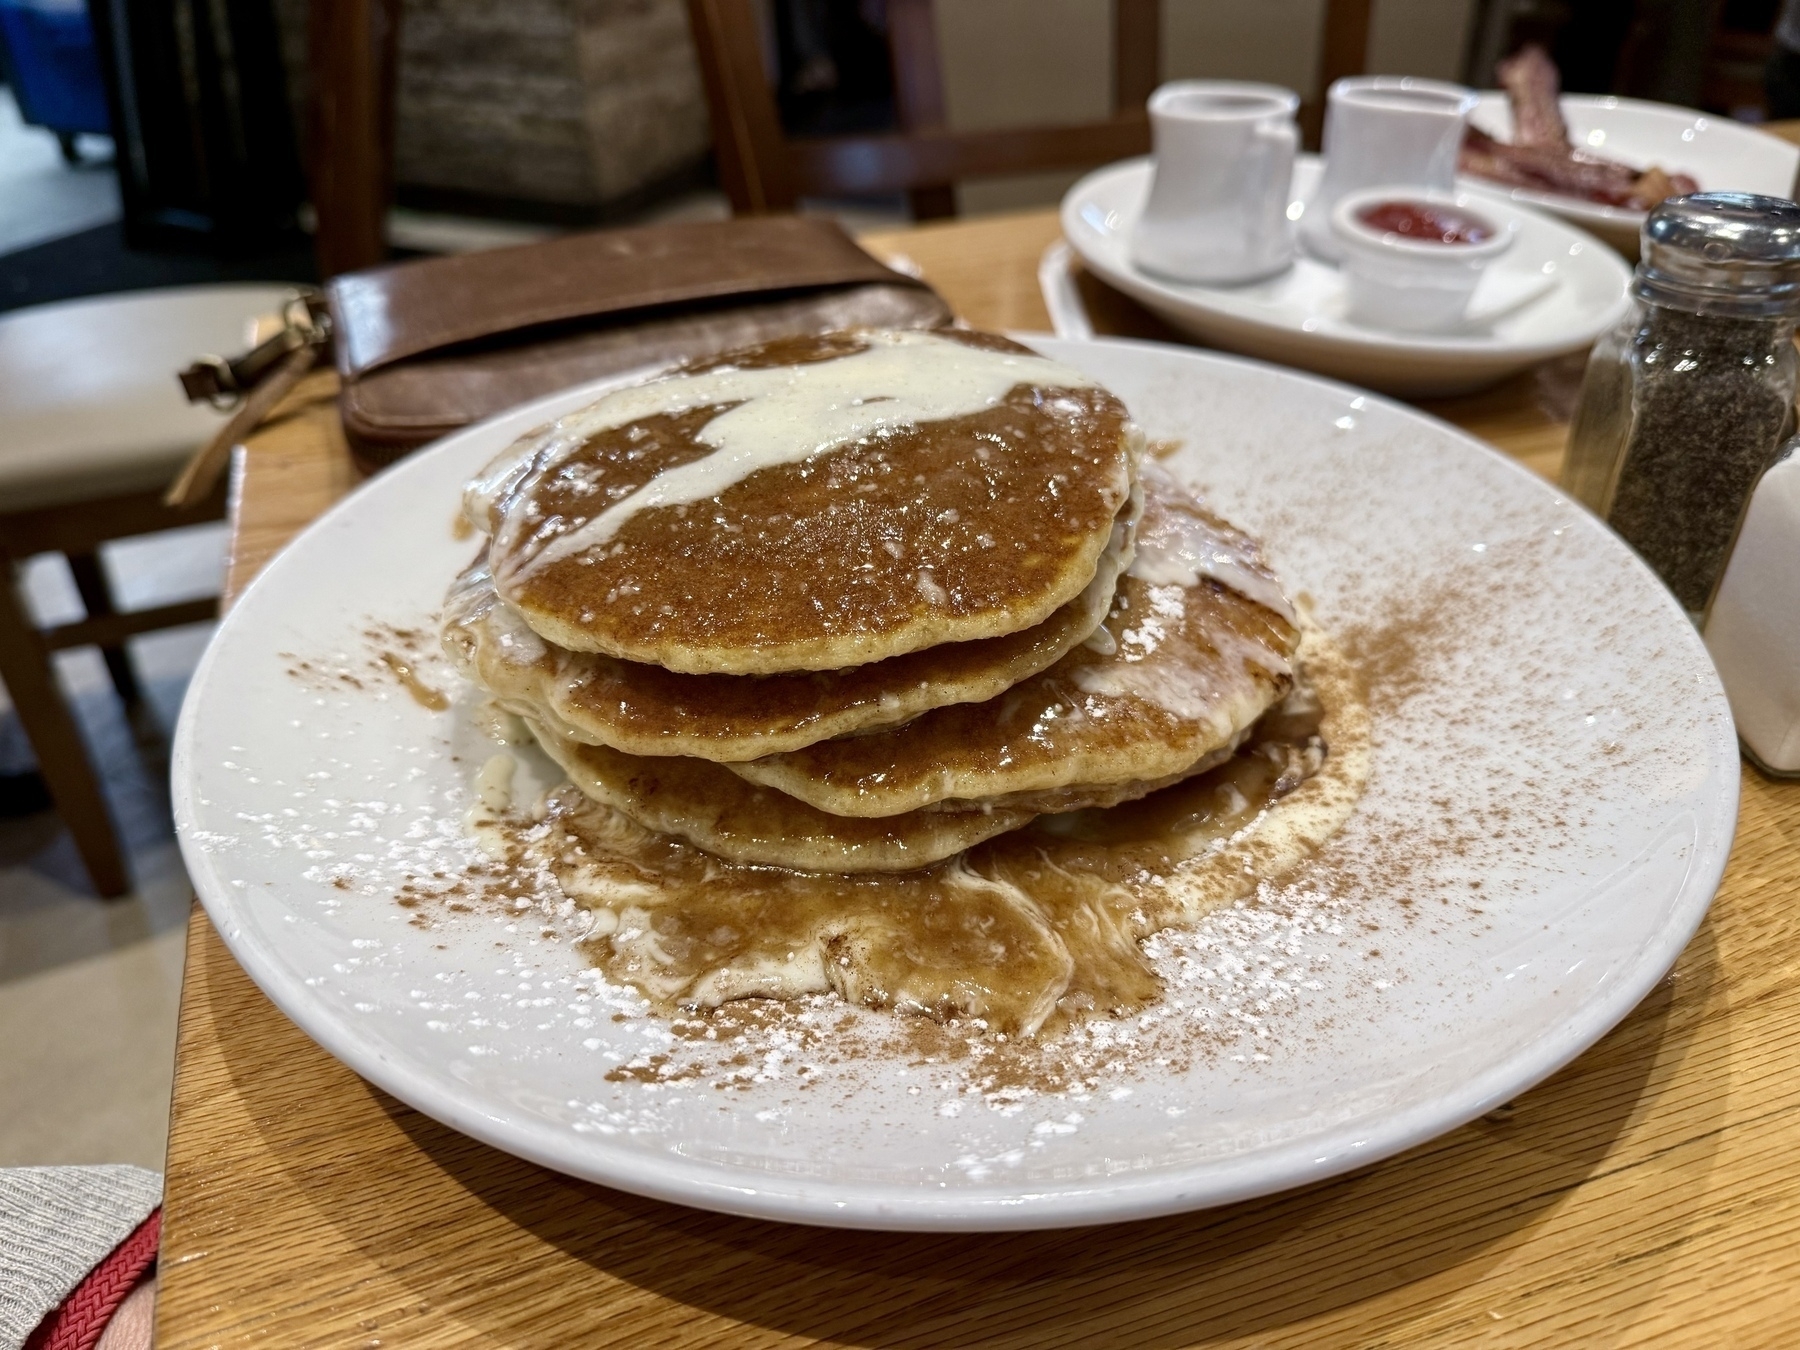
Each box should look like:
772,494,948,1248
1255,119,1300,230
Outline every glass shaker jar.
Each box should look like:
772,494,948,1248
1562,193,1800,622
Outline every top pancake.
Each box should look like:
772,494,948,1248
467,329,1140,675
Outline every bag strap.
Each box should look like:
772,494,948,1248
166,290,331,508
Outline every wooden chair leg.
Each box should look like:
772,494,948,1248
67,551,144,708
889,0,957,221
0,557,130,897
908,185,958,220
308,0,401,276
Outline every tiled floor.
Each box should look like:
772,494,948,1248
0,527,225,1170
0,89,118,255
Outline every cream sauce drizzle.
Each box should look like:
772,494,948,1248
1071,592,1294,720
1128,464,1295,623
478,331,1099,579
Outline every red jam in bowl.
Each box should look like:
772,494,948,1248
1356,200,1495,245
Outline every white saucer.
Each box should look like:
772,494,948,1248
173,337,1736,1230
1466,92,1800,256
1061,156,1631,397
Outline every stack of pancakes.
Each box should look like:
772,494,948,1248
443,328,1302,874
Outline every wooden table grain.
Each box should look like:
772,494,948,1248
158,207,1800,1349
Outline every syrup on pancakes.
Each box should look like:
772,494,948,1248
489,637,1367,1038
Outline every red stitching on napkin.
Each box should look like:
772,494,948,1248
24,1207,161,1350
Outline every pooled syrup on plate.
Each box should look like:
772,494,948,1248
379,650,450,710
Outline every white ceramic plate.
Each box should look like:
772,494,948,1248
1062,157,1631,397
1466,92,1800,255
173,338,1737,1231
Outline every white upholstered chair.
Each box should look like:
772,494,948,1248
0,284,297,895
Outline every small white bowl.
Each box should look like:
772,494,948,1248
1330,188,1515,333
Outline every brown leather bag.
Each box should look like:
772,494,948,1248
325,216,952,472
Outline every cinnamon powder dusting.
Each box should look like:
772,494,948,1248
255,476,1703,1126
285,620,450,710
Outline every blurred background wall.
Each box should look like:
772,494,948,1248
259,0,1481,222
941,0,1479,213
267,0,712,219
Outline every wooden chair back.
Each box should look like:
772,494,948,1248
687,0,1373,219
307,0,401,277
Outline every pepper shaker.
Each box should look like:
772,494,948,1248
1562,193,1800,623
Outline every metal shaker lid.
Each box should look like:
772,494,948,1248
1637,193,1800,315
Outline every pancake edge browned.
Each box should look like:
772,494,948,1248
976,737,1244,816
527,718,1035,873
1124,625,1373,928
725,581,1296,818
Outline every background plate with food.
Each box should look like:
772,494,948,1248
1464,47,1799,256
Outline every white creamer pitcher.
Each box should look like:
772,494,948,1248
1131,81,1300,286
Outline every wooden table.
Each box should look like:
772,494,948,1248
158,209,1800,1349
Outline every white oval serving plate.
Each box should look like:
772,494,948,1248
1466,92,1800,255
173,337,1737,1231
1062,157,1631,397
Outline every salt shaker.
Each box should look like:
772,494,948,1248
1562,193,1800,623
1703,441,1800,775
